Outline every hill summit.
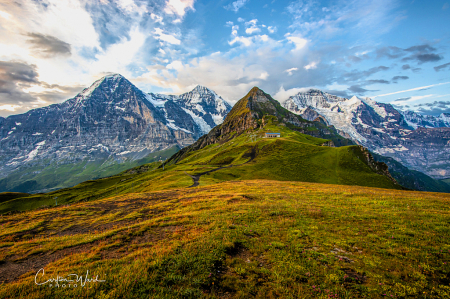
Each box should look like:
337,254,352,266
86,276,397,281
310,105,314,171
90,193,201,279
166,87,352,165
161,87,401,190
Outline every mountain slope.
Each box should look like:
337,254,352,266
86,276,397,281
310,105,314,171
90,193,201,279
163,87,400,190
372,152,450,193
0,75,231,193
283,89,450,180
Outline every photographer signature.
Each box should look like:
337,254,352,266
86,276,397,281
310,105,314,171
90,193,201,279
35,268,105,288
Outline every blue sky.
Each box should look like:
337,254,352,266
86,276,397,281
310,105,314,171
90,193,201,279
0,0,449,117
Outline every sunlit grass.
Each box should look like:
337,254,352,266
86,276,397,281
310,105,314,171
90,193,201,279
1,180,449,298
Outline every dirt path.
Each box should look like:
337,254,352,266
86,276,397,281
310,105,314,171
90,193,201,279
185,146,257,188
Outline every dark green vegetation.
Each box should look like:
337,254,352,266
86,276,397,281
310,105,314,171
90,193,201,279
441,178,450,186
373,153,450,193
0,146,179,194
1,181,449,298
0,192,29,204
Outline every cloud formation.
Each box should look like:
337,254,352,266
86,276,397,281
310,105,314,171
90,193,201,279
0,0,448,118
224,0,248,12
164,0,195,17
377,43,444,64
434,62,450,72
26,33,72,58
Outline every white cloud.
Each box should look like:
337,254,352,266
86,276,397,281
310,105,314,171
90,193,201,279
304,61,318,70
224,0,249,12
167,60,183,70
150,13,164,24
237,17,245,22
267,26,277,34
115,0,143,13
244,19,260,35
287,0,403,40
246,27,261,35
231,25,239,36
259,72,269,80
0,104,21,111
273,86,312,102
79,27,146,78
392,94,434,105
136,33,320,105
154,28,181,45
0,10,12,20
164,0,195,17
284,67,298,75
391,94,450,105
286,35,308,51
373,82,450,98
229,35,253,47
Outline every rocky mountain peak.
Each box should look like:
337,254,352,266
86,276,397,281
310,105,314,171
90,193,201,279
192,85,212,94
76,73,136,104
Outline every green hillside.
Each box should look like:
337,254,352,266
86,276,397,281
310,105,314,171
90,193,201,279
441,178,450,185
372,153,450,193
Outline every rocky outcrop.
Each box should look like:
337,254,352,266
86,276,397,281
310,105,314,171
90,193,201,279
351,146,400,187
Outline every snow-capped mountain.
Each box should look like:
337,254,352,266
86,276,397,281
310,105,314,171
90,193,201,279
0,74,231,192
283,89,450,179
147,85,232,136
400,110,450,129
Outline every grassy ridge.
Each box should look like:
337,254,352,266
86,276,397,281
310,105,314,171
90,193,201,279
1,181,449,298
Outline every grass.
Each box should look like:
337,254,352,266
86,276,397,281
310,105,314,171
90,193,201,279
0,180,449,298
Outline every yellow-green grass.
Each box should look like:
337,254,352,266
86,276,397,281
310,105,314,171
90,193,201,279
1,180,449,298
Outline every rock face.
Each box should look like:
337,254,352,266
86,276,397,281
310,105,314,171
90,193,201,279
283,89,450,179
0,74,231,192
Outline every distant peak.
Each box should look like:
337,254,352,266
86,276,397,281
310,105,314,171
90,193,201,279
102,73,125,80
192,85,212,93
78,74,129,98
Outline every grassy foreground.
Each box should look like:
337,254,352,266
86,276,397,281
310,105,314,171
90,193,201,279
1,180,449,298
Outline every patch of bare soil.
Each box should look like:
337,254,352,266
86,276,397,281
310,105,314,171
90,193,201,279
0,225,181,284
0,241,99,283
342,267,367,286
